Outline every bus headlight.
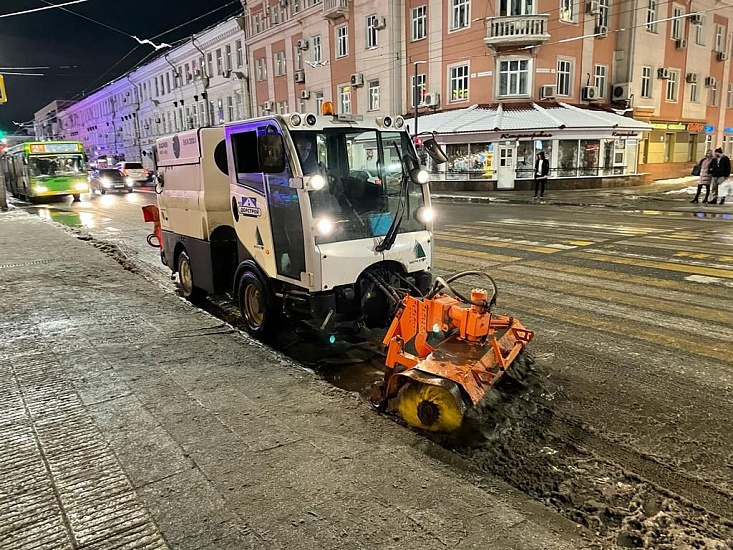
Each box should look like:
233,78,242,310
410,168,430,184
416,206,434,224
75,182,88,191
307,174,326,191
316,218,333,235
33,185,48,193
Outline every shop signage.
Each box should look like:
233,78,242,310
705,125,715,133
725,127,733,134
668,123,686,130
499,132,552,139
687,123,705,132
612,131,638,137
651,122,706,131
651,122,668,130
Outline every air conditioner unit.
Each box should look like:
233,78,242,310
717,51,728,61
422,91,441,107
222,69,232,78
582,86,599,101
612,82,631,101
676,39,687,50
587,0,601,14
657,67,670,79
294,69,306,83
350,73,364,87
264,100,274,110
686,73,698,83
296,38,309,50
374,17,387,29
539,84,556,99
704,76,716,87
300,89,311,99
595,25,608,37
690,13,703,25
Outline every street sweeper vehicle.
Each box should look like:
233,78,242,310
142,105,534,433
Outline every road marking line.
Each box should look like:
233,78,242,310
435,233,559,254
434,245,522,263
570,251,733,279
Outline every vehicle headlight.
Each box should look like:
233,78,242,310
126,178,134,186
34,185,48,193
75,182,88,191
101,178,111,186
308,174,326,191
416,206,434,224
411,168,430,184
316,218,333,235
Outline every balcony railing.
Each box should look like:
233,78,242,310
323,0,348,19
484,14,551,49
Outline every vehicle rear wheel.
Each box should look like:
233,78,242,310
238,271,276,339
72,194,81,202
100,188,106,195
177,250,202,302
127,188,133,193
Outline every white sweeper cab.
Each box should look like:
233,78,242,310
148,107,448,339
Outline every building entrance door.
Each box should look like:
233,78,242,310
664,132,675,163
497,146,515,189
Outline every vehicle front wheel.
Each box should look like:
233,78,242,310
238,271,277,339
127,188,133,193
72,194,81,202
100,188,106,195
177,250,202,302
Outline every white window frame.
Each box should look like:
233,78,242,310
225,45,232,71
646,0,658,32
336,25,348,58
236,40,243,67
641,66,652,98
671,6,684,40
598,0,610,29
256,58,267,81
412,73,427,108
411,6,427,41
556,58,573,97
274,51,286,76
271,4,281,25
312,35,322,62
497,57,531,97
338,84,352,114
715,24,724,52
368,80,380,111
665,70,679,101
594,64,607,98
450,0,470,31
559,0,575,23
216,49,223,75
710,82,718,106
366,14,378,49
227,96,234,121
315,92,324,113
448,63,469,102
690,81,698,102
727,83,733,108
695,17,705,45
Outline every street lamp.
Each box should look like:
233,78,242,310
412,60,428,136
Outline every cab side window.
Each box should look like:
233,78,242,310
231,129,264,194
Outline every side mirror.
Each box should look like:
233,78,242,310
258,125,286,174
423,138,448,164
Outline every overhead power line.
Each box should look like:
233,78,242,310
0,0,91,19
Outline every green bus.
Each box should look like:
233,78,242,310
1,141,89,202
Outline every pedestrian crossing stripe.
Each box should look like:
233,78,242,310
570,251,733,279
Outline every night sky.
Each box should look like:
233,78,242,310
0,0,242,133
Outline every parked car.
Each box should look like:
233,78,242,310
115,162,151,184
89,169,134,194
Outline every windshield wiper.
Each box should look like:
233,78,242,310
376,141,407,252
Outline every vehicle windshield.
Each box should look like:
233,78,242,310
29,155,84,177
99,169,122,177
123,163,143,169
292,128,425,245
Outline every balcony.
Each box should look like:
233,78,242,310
484,14,550,50
323,0,348,19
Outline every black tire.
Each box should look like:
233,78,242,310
127,188,133,193
177,250,202,302
100,188,106,195
238,271,277,339
72,194,81,202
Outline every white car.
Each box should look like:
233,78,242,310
115,162,150,184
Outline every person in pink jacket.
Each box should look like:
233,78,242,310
691,149,714,204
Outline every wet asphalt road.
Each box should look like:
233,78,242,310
12,190,733,547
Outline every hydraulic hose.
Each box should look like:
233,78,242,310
427,270,498,309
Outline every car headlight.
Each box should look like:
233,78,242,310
416,206,434,224
101,178,111,186
75,182,88,191
308,174,326,191
315,218,333,235
33,185,48,193
126,178,134,186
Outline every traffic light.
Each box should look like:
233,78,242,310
0,75,6,104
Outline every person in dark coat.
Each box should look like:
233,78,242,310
708,147,731,204
533,151,550,200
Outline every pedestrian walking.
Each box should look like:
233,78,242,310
690,149,714,203
533,151,549,200
717,179,731,205
707,147,731,205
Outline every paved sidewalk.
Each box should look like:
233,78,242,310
432,177,733,212
0,210,589,549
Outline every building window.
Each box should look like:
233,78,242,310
292,0,300,15
206,53,213,77
665,71,678,101
690,81,698,102
227,96,235,121
498,59,529,96
695,18,705,45
560,0,575,22
256,58,267,81
216,49,223,75
598,0,609,29
155,79,159,96
277,101,288,115
271,5,281,25
412,73,426,107
294,47,303,71
336,25,348,58
450,0,469,30
339,85,352,114
368,80,380,111
449,64,469,101
727,84,733,108
641,66,652,97
236,40,243,67
366,15,378,48
235,90,244,119
710,82,718,106
671,6,683,40
315,91,324,113
184,63,191,83
411,6,427,41
253,13,262,34
192,104,199,127
165,73,171,93
312,35,322,62
646,0,657,32
557,59,573,96
274,51,286,76
225,45,232,71
715,25,724,52
594,65,607,98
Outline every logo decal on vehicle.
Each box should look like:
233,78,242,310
239,196,262,218
413,240,427,259
172,135,181,159
254,227,264,248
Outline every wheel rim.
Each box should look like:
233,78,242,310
178,256,193,296
242,283,265,329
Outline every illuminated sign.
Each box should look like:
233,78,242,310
687,123,705,132
705,125,715,133
28,142,82,154
725,128,733,134
667,123,686,130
